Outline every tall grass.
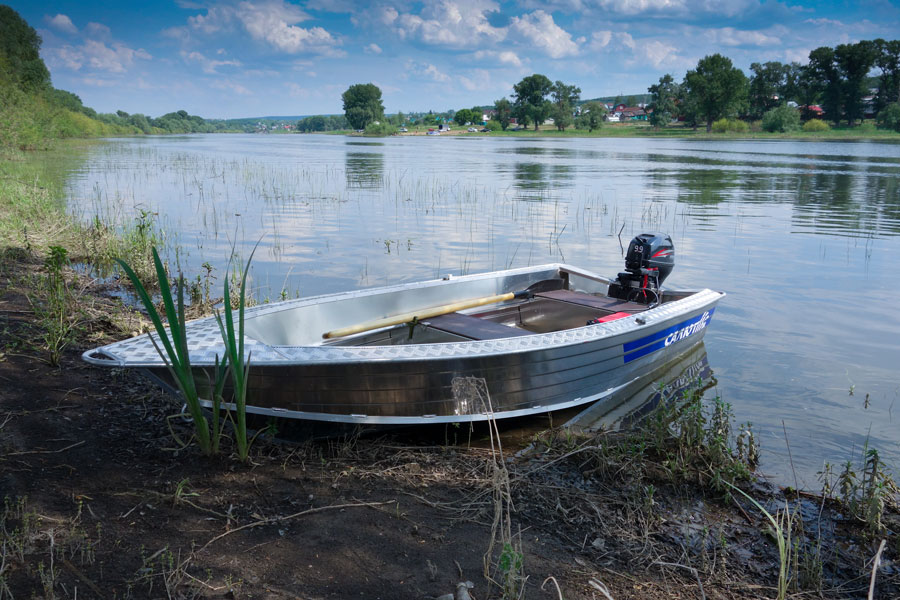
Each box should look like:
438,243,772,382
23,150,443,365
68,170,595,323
116,247,216,454
215,246,257,462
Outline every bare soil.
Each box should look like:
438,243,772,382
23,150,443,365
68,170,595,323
1,254,897,600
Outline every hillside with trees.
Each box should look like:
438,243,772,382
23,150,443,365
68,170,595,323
0,6,267,150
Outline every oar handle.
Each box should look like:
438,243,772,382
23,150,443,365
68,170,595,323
323,291,524,339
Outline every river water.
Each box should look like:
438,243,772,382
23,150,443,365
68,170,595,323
63,133,900,487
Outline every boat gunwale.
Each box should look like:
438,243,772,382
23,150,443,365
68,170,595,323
83,263,724,368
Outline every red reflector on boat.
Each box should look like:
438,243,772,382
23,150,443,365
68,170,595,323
595,312,631,323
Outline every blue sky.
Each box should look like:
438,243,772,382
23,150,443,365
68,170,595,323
11,0,900,119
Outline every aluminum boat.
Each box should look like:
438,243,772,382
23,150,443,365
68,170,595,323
83,233,724,424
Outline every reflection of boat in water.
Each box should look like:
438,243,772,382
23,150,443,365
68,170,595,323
84,233,723,425
565,341,713,433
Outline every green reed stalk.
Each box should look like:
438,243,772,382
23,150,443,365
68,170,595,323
116,248,213,455
215,247,257,462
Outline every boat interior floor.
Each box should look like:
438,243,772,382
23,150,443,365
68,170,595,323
322,288,658,346
425,290,650,341
534,289,649,314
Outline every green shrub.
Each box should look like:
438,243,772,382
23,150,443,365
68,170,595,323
802,119,830,132
364,121,397,136
485,120,502,131
761,105,801,133
711,118,748,133
876,103,900,132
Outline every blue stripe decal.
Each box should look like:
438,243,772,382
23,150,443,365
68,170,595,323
623,308,715,364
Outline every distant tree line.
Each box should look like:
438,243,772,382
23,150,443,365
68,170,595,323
296,114,349,132
647,39,900,132
469,39,900,134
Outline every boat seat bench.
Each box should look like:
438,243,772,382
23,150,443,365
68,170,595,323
425,312,534,340
535,289,648,314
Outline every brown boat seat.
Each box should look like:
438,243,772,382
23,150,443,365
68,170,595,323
425,312,533,340
535,289,648,314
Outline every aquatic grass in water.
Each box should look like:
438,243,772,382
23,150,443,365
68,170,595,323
62,135,900,486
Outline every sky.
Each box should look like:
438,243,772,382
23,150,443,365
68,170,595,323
10,0,900,119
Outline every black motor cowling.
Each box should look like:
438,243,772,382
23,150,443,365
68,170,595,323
609,232,674,304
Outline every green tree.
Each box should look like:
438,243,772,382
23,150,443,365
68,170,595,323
0,5,51,90
342,83,384,130
761,104,801,132
807,46,843,125
648,74,678,128
795,64,823,121
781,62,804,104
454,108,474,125
576,101,605,131
682,54,749,132
45,88,84,113
550,80,580,130
494,97,512,130
873,39,900,114
512,74,554,131
876,102,900,131
835,40,877,125
749,61,788,119
128,113,152,133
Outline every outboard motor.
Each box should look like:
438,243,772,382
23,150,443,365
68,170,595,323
609,232,674,305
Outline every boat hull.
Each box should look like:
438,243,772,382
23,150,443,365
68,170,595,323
86,264,723,424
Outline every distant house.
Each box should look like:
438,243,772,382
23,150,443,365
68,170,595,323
803,105,825,116
619,107,647,121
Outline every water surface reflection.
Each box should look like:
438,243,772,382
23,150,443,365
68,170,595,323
64,134,900,487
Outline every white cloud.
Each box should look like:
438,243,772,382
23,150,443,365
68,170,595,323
49,46,85,70
458,69,492,91
705,27,781,47
48,39,152,73
586,30,684,69
162,26,191,42
286,82,309,97
783,47,810,64
472,49,523,67
184,0,342,55
588,30,635,51
638,40,680,68
392,0,506,49
80,77,117,87
508,11,579,58
405,60,451,82
305,0,357,12
46,14,77,35
84,22,112,40
364,43,382,54
211,79,253,95
181,50,242,73
188,5,235,33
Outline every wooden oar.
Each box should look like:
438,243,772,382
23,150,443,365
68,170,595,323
322,279,563,340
